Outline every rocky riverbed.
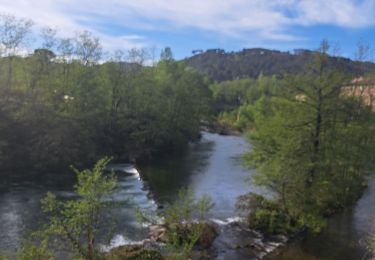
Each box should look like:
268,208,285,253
207,219,287,259
108,218,288,260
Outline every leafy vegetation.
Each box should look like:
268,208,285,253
237,193,300,234
106,245,163,260
17,157,117,260
241,46,375,233
163,188,215,259
18,163,215,260
0,14,211,173
210,76,278,131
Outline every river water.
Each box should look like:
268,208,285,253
274,178,375,260
0,132,373,259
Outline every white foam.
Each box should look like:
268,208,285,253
210,216,244,225
101,234,142,252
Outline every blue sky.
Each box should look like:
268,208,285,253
0,0,375,60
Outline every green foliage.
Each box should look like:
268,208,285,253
164,188,213,225
217,104,254,132
240,185,317,234
23,157,118,260
237,193,305,234
17,239,54,260
0,24,211,172
0,252,8,260
210,76,278,112
163,188,214,259
243,49,375,233
106,245,163,260
213,76,278,131
165,224,203,260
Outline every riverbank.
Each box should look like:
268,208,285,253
205,219,288,259
271,178,375,259
106,218,288,260
200,120,242,136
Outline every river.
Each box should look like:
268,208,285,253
0,132,373,259
274,178,375,260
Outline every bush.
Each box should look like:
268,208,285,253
237,193,302,234
107,245,163,260
163,188,214,259
0,252,8,260
19,157,118,260
16,239,54,260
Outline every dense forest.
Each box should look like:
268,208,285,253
0,15,211,173
186,47,375,82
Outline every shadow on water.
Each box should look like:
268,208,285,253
273,177,375,260
138,135,216,204
0,171,77,256
139,132,257,219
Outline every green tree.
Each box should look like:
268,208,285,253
160,47,174,62
0,14,33,90
20,157,117,260
212,75,280,131
163,188,214,260
244,46,375,233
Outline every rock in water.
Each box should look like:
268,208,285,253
196,223,218,249
148,225,168,243
207,221,288,259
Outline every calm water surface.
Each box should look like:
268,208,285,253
274,178,375,260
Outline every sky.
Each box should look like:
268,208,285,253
0,0,375,60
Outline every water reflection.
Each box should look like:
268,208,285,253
274,178,375,260
140,132,255,219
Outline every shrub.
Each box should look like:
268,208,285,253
237,193,302,234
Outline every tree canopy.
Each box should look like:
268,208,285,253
0,15,211,173
241,49,375,233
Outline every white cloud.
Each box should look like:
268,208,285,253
294,0,375,28
0,0,148,52
0,0,373,51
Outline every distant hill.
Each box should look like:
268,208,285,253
185,48,375,82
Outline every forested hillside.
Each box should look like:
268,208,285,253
186,48,375,81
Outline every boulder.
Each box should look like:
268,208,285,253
149,225,168,243
196,223,218,249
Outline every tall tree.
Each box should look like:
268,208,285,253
19,158,117,260
0,14,33,89
245,44,375,232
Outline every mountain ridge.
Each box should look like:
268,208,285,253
185,48,375,82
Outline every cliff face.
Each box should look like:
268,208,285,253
185,48,375,82
342,77,375,110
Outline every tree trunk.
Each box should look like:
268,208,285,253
307,87,322,187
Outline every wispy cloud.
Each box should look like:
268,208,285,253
0,0,373,51
293,0,375,28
